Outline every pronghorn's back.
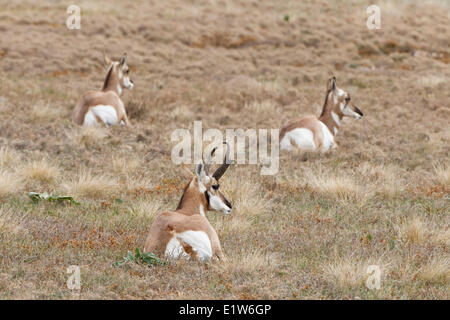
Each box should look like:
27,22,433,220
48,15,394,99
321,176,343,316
72,52,134,127
280,116,326,151
144,210,222,261
144,143,233,262
72,90,124,126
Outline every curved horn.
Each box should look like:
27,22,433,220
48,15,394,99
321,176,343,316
213,142,231,180
204,146,217,176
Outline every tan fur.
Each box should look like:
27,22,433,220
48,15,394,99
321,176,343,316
72,54,133,126
72,89,129,126
280,116,325,149
280,77,363,150
144,176,225,260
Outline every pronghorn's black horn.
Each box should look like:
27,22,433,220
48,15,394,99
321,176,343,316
213,142,232,180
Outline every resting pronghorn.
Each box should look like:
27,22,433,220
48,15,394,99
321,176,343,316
144,144,232,262
280,77,363,152
72,53,134,127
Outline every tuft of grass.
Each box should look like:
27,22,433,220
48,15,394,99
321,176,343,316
62,170,119,199
432,162,450,186
358,162,405,199
225,171,272,217
431,229,450,246
225,250,279,274
30,104,60,123
112,157,141,176
418,257,450,285
307,171,368,203
0,147,20,168
0,206,27,235
0,0,449,300
68,126,108,147
397,217,427,245
19,159,60,184
0,170,21,199
130,198,163,219
323,258,370,290
244,100,278,114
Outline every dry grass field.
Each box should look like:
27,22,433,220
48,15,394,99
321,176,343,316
0,0,449,299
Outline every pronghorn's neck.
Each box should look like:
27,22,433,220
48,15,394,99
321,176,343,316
102,64,122,96
176,178,208,217
318,90,342,136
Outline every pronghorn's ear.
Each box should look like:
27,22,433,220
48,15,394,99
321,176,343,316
195,160,208,182
327,76,337,92
119,53,127,66
102,52,112,69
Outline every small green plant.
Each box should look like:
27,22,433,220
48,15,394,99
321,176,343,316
28,192,79,205
284,14,290,22
113,248,165,267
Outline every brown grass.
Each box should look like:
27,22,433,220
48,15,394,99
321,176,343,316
30,103,61,123
0,0,448,300
62,170,120,199
0,206,27,235
323,258,369,290
18,159,60,184
418,257,450,285
432,162,450,186
397,217,428,245
0,171,21,199
0,147,20,168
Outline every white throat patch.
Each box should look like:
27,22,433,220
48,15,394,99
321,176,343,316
199,204,206,217
197,179,207,193
331,111,340,126
209,194,231,214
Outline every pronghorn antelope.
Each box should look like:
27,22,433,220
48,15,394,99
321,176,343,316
72,53,134,127
280,77,363,152
144,144,232,262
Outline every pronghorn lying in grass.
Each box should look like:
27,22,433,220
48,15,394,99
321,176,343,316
72,53,134,127
144,144,232,262
280,77,363,152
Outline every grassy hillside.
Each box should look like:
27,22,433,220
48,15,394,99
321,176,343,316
0,0,448,299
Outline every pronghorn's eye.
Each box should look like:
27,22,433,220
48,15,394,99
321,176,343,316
125,69,129,74
212,184,219,190
345,96,350,102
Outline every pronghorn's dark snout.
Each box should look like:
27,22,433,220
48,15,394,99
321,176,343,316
354,106,363,117
221,193,232,209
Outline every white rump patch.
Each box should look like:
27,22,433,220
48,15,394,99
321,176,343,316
318,121,335,151
84,105,118,126
165,230,212,262
280,128,316,151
